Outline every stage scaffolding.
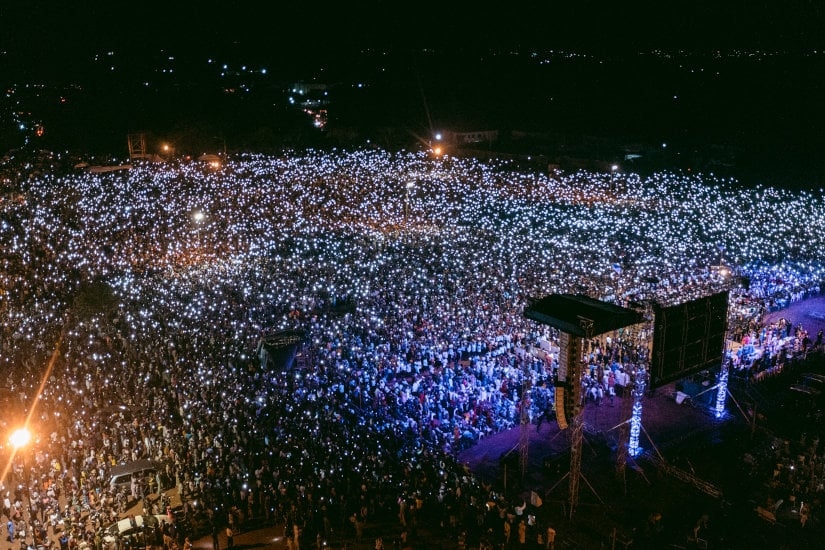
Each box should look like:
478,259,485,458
525,294,644,518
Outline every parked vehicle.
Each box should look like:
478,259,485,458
108,460,158,492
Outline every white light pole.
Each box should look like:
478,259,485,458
193,211,206,252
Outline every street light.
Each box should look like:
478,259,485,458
9,427,32,490
9,428,31,450
192,211,206,254
160,142,177,161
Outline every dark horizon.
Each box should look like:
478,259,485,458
4,1,825,68
2,2,825,188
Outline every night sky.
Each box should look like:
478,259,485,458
2,1,825,185
4,1,825,64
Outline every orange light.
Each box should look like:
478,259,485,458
10,428,31,449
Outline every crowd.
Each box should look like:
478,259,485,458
752,431,824,529
1,148,824,549
728,316,821,382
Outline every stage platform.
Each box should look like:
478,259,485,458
457,380,724,489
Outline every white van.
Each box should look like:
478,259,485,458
104,514,169,537
108,460,159,493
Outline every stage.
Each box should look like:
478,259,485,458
457,380,723,490
451,296,825,547
457,294,825,493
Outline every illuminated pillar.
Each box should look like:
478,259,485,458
628,367,646,457
715,362,728,418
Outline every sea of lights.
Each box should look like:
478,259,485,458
1,148,824,490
